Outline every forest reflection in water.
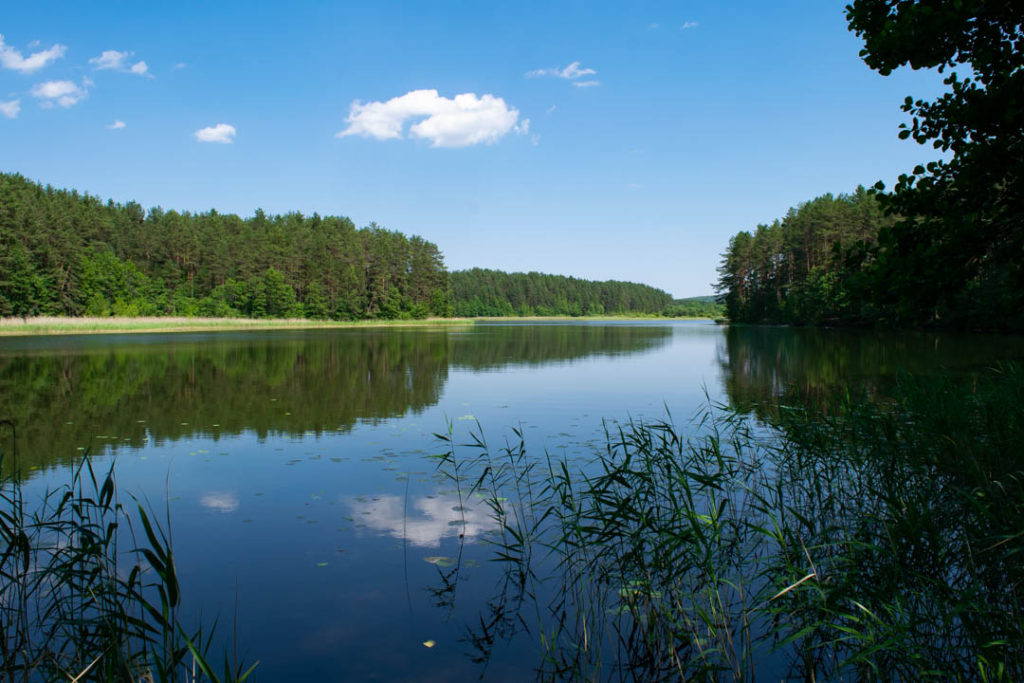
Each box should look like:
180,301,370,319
3,320,1023,679
0,323,673,475
436,327,1024,680
718,324,1024,420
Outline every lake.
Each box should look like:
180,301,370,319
3,320,1022,679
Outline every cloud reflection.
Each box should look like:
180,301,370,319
348,493,496,547
200,491,239,513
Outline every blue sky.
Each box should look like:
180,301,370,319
1,1,946,297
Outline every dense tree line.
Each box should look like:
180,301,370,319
845,0,1023,329
715,188,892,325
0,173,450,320
0,173,704,321
449,268,674,317
718,2,1023,331
664,296,724,319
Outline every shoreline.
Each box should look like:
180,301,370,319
0,315,715,337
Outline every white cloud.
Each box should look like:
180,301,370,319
525,60,597,80
107,119,126,129
194,123,236,143
90,50,127,70
337,89,523,148
682,21,699,30
0,34,66,73
90,49,150,76
31,80,88,108
173,62,186,69
573,80,601,88
0,99,20,119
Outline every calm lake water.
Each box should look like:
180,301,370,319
3,321,1022,679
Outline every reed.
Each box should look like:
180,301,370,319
0,426,256,682
436,365,1024,680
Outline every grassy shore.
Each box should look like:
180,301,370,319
0,315,713,337
0,316,476,336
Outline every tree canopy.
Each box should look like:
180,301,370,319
449,268,676,317
715,188,890,325
0,173,449,320
845,0,1024,327
1,173,695,322
717,4,1024,330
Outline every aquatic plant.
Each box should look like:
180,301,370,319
435,366,1024,680
0,424,256,682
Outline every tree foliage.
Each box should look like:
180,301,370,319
845,0,1024,328
0,173,449,320
449,268,675,317
718,4,1023,330
715,188,890,324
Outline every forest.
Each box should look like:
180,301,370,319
718,1,1023,332
715,187,892,325
0,172,706,321
448,268,676,317
0,172,450,320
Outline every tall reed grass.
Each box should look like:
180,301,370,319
435,365,1024,680
0,426,256,682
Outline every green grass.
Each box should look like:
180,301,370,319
0,315,474,337
0,315,715,337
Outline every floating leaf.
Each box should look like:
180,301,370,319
422,640,436,648
424,556,456,568
316,562,328,567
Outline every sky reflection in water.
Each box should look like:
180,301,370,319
5,321,1023,679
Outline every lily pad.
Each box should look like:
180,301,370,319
424,556,456,568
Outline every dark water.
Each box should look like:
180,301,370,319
2,321,1022,679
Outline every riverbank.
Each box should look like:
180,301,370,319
0,316,472,337
0,315,714,337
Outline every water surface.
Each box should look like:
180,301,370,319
2,321,1021,679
